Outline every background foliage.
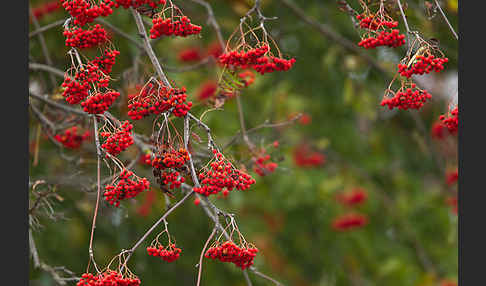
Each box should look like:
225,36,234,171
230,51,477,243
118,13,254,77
29,0,458,285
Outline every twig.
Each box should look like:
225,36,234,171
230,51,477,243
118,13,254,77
29,62,65,78
29,19,65,38
223,114,302,150
29,92,88,117
281,0,389,77
196,226,218,286
249,267,283,286
434,0,458,40
235,95,256,151
29,7,57,88
122,189,195,267
188,112,216,150
131,8,172,87
94,18,145,50
163,57,213,73
189,0,226,51
396,0,412,47
29,102,56,132
87,116,102,273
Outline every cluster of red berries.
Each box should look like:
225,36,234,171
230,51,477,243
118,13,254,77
335,188,368,207
91,48,120,75
169,87,193,117
219,45,296,74
64,24,109,49
151,148,189,170
446,170,458,186
114,0,166,9
61,0,115,27
54,126,90,149
178,47,202,62
207,41,223,59
293,143,325,168
218,45,269,68
150,16,202,39
100,121,134,156
332,213,369,231
61,76,90,104
253,154,278,177
356,14,398,31
252,56,296,75
205,241,258,270
128,85,193,119
431,121,449,140
81,91,120,114
159,170,186,189
62,64,109,104
380,84,432,110
194,150,256,197
32,0,61,20
197,81,218,101
77,271,140,286
147,243,182,262
398,55,449,78
139,153,153,166
439,107,458,134
104,169,150,207
358,29,405,48
151,147,189,190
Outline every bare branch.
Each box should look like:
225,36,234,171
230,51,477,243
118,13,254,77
95,18,145,50
196,226,218,286
29,19,65,38
29,62,65,78
189,0,226,51
131,8,172,87
29,7,57,88
434,0,458,40
281,0,389,77
87,116,103,273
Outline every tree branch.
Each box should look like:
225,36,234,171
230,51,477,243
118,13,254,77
281,0,389,77
434,0,458,40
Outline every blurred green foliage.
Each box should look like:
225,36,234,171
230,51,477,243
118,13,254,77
29,0,458,285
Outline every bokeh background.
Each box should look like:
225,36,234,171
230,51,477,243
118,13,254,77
29,0,458,285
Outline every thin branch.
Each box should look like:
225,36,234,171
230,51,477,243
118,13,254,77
189,0,226,51
196,226,218,286
29,62,65,78
188,112,216,150
94,18,145,50
396,0,412,48
235,95,256,151
87,116,102,273
29,92,88,117
130,8,172,87
29,7,57,88
434,0,458,40
281,0,389,77
396,0,411,33
29,19,65,38
163,57,213,73
223,114,302,150
29,102,56,132
122,189,195,267
249,267,283,286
